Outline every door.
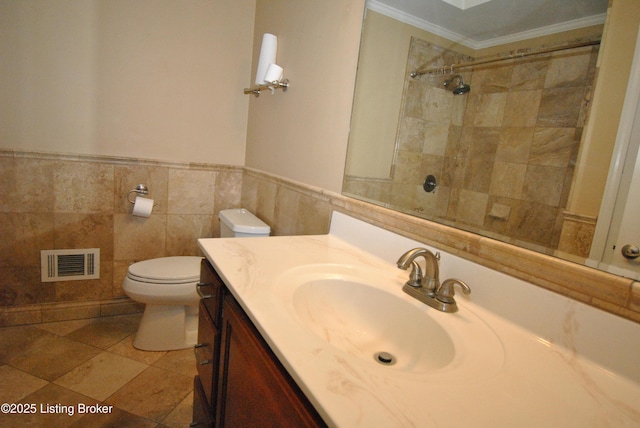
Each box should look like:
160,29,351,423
594,27,640,279
601,93,640,279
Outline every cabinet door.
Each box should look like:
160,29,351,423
192,376,214,428
198,259,224,327
217,295,326,428
195,301,219,407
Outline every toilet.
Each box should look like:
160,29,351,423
123,208,270,351
219,208,271,238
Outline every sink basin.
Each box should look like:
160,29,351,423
275,263,504,379
293,277,455,372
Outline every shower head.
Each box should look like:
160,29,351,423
444,75,470,95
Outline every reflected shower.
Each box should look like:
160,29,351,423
443,75,470,95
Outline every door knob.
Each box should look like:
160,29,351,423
621,244,640,260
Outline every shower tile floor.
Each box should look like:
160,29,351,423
0,313,194,427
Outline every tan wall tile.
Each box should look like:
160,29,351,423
544,47,593,88
489,162,527,198
296,194,331,235
471,65,512,93
424,87,454,122
404,80,427,119
0,213,55,267
530,128,577,167
214,170,242,212
254,179,278,227
503,90,542,127
397,117,426,152
1,158,56,213
456,189,489,225
512,201,559,246
114,165,169,214
112,261,131,298
166,214,215,254
54,162,114,213
423,122,450,155
273,187,300,236
522,165,566,206
54,214,114,260
558,216,596,258
510,57,549,90
537,87,588,127
168,169,217,214
113,214,166,261
496,128,534,163
479,93,508,127
240,172,260,213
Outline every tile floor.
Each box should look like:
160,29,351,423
0,313,195,427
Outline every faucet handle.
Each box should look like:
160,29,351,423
436,278,471,304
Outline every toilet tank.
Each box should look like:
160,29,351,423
218,209,271,238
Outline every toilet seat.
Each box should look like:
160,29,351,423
127,256,202,284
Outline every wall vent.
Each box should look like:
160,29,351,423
40,249,100,282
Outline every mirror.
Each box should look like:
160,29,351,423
343,0,640,275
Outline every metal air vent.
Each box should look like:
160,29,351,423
40,249,100,282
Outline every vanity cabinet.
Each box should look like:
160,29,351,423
192,258,225,427
192,259,326,428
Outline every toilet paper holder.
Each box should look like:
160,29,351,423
127,184,151,204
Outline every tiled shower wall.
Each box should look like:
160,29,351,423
0,151,242,325
345,36,599,257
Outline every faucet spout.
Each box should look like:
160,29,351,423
397,248,471,313
396,248,440,293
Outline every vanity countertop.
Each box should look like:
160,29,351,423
198,213,640,427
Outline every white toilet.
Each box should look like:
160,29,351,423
123,208,270,351
219,208,271,238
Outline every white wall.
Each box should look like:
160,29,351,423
1,0,367,190
0,0,255,165
245,0,366,193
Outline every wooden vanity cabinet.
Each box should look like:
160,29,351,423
192,259,326,428
192,259,225,427
216,293,325,427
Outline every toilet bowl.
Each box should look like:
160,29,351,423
123,256,203,351
123,208,270,351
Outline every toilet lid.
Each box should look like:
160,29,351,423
127,256,202,284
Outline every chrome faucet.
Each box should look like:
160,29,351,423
396,248,471,313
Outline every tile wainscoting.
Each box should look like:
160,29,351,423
1,151,638,326
0,150,242,326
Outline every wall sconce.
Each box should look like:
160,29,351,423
244,79,290,97
244,33,290,97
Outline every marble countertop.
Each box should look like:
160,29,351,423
198,213,640,427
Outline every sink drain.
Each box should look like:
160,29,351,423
374,351,396,366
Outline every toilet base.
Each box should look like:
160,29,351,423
133,304,198,351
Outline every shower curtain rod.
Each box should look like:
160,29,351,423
410,39,601,78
